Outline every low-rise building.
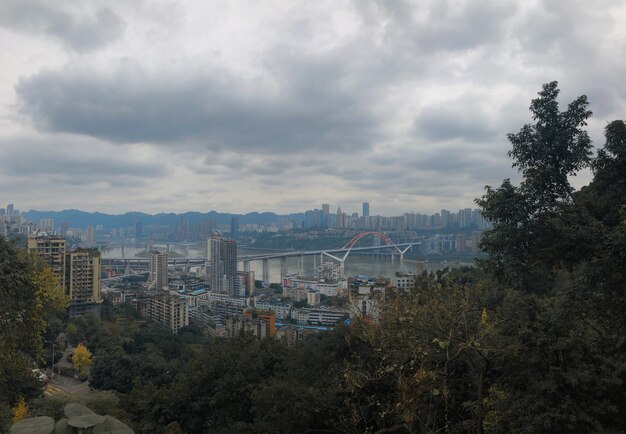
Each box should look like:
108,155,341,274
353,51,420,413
254,299,292,320
393,272,416,290
140,293,189,333
226,309,275,339
307,308,346,326
291,308,310,324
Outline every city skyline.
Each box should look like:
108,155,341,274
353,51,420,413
2,199,486,223
1,1,626,215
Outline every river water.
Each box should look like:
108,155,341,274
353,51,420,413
101,243,472,283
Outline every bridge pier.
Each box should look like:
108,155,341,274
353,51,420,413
262,259,270,283
280,257,287,281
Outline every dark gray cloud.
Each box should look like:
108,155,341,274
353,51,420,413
413,109,498,143
15,59,379,154
0,135,166,188
0,0,125,52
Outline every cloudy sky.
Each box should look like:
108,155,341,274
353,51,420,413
1,0,625,216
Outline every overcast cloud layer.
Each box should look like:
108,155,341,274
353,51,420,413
1,0,625,215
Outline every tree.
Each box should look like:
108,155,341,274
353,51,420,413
475,83,626,431
12,398,29,424
339,269,509,433
0,236,67,420
477,81,593,290
73,343,93,375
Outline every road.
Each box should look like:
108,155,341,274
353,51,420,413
43,374,90,397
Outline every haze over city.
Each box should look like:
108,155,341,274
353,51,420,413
2,0,626,215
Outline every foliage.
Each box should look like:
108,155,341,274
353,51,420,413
11,398,29,424
477,81,593,290
475,82,626,432
0,236,67,432
72,344,92,374
338,269,508,433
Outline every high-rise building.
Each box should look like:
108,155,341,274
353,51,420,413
362,202,370,218
458,208,472,228
230,217,239,240
60,222,69,238
237,270,255,297
471,231,483,253
207,237,238,295
40,218,54,234
148,250,169,290
6,204,14,219
456,233,467,253
336,207,344,229
135,221,143,239
322,204,330,215
27,236,67,287
441,209,451,227
86,224,96,243
65,248,102,317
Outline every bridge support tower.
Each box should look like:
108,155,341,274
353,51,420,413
262,258,270,283
280,257,287,281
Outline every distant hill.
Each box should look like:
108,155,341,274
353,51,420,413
22,209,304,229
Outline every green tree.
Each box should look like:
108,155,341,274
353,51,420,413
477,81,593,290
339,269,508,433
0,237,67,426
476,83,626,432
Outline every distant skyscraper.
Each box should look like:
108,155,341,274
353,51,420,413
321,204,330,227
336,207,344,229
6,204,14,218
362,202,370,218
135,221,143,238
456,233,467,253
441,209,451,227
40,218,54,234
230,216,239,240
86,224,96,243
149,250,169,290
207,237,238,295
60,222,69,238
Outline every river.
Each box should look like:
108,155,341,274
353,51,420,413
100,243,473,283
